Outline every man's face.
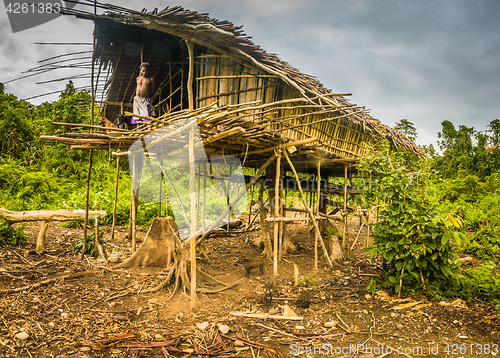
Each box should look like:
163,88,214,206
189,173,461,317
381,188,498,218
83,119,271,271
140,66,149,77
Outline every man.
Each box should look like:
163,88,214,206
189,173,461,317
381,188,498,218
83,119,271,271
132,62,155,124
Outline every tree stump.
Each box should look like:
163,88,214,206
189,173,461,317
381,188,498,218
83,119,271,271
113,216,177,268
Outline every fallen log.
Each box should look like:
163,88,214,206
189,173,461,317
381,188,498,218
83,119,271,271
0,207,107,254
0,207,106,223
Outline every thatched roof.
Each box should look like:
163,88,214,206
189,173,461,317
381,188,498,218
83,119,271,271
46,2,424,176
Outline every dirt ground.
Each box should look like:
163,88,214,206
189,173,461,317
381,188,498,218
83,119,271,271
0,216,499,358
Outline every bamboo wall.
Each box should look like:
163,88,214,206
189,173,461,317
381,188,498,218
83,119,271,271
193,50,371,159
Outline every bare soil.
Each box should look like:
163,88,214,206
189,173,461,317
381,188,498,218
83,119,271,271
0,218,499,358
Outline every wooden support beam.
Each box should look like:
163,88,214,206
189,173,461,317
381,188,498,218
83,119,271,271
315,160,321,271
189,130,198,310
273,150,281,278
282,151,333,268
187,41,195,110
342,165,349,259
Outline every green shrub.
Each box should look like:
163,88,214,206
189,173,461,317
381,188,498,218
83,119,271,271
359,142,466,293
0,220,27,247
72,232,105,257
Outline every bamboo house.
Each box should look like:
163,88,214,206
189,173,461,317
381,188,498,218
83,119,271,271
41,2,424,265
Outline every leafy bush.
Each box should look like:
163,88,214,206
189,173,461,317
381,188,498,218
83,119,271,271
0,220,27,247
72,232,105,257
436,262,500,305
359,142,466,293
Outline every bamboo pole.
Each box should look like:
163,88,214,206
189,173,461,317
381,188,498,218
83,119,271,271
342,165,349,259
246,177,256,229
187,41,195,111
111,155,119,240
202,162,207,234
82,13,97,260
81,150,93,260
273,150,281,278
189,130,198,310
130,156,138,253
283,151,333,268
315,160,321,271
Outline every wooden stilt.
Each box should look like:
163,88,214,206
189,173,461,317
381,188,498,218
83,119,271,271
246,178,256,229
283,150,333,268
189,130,198,310
342,165,349,259
186,38,198,310
273,149,281,278
111,155,119,240
202,162,207,234
81,150,93,260
130,152,143,253
83,12,97,260
187,41,195,111
315,160,321,271
159,168,163,218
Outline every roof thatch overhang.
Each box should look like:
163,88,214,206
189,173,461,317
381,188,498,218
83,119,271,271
45,3,424,177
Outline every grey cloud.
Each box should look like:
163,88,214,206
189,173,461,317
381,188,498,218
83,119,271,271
0,20,30,62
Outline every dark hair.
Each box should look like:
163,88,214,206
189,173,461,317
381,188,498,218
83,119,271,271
140,62,150,68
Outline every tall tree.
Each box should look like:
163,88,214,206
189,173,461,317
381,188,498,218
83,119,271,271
394,119,417,141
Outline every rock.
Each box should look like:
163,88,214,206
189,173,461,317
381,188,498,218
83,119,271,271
15,332,29,340
376,290,390,301
362,310,369,315
196,322,210,330
390,312,396,317
154,334,163,340
396,324,404,329
451,299,468,309
283,305,298,317
185,348,194,353
324,321,336,328
48,322,55,328
295,325,305,330
61,312,69,319
365,294,372,301
218,324,230,334
234,340,245,347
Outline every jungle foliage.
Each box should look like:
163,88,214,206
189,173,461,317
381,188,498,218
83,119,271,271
1,83,499,307
361,119,500,307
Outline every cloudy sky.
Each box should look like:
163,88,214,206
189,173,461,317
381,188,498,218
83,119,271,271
1,0,499,147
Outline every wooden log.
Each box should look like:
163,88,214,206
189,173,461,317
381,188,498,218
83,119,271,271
0,208,106,223
36,221,48,254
